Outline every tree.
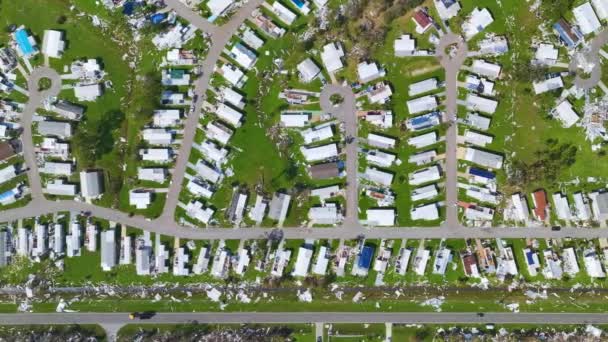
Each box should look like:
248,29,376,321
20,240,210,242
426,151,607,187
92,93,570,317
507,140,578,189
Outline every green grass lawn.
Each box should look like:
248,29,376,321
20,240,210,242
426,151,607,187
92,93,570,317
451,0,608,224
0,0,176,218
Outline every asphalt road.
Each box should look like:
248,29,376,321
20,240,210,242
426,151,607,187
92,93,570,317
319,84,359,227
1,312,608,325
10,2,608,241
570,28,608,90
436,33,468,230
160,0,265,223
21,67,62,199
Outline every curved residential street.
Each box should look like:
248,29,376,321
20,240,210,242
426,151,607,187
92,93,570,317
5,2,608,249
160,0,266,224
570,29,608,90
21,67,62,199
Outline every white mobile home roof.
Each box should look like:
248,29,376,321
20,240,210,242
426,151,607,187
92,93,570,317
367,83,393,104
394,35,415,56
46,179,77,196
593,0,608,19
320,42,344,73
74,84,102,101
466,94,498,114
297,58,321,82
308,205,341,224
408,78,439,96
367,133,396,149
573,192,591,221
465,75,495,96
300,125,333,144
194,161,222,183
463,7,494,39
143,128,173,145
553,100,580,128
366,209,395,226
241,27,265,49
464,205,494,221
100,229,117,271
357,61,382,83
80,171,103,198
408,150,437,165
0,165,17,183
41,30,64,58
186,179,214,199
129,190,151,209
533,76,563,94
552,192,572,220
292,247,312,277
573,2,601,34
140,148,171,162
511,193,530,222
268,192,291,223
41,161,73,176
280,113,310,127
364,167,394,186
38,121,72,138
366,150,397,167
464,130,493,147
535,43,559,62
271,1,297,25
583,248,605,277
249,195,267,224
208,0,234,17
313,246,330,275
186,201,215,224
562,247,580,276
311,185,340,201
216,103,243,127
411,184,439,202
300,143,338,162
464,147,503,169
407,95,438,114
409,165,441,185
200,140,229,165
205,121,233,145
471,60,501,79
220,63,245,86
153,110,181,127
408,131,438,149
138,168,166,183
465,112,491,130
229,43,257,69
411,202,440,220
221,87,244,108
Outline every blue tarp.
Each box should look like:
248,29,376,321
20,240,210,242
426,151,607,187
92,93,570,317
15,29,35,56
357,246,374,269
150,13,166,25
0,189,16,201
122,1,143,16
525,251,535,265
469,167,495,179
291,0,305,8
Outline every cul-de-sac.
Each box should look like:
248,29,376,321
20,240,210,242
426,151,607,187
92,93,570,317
3,0,608,340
